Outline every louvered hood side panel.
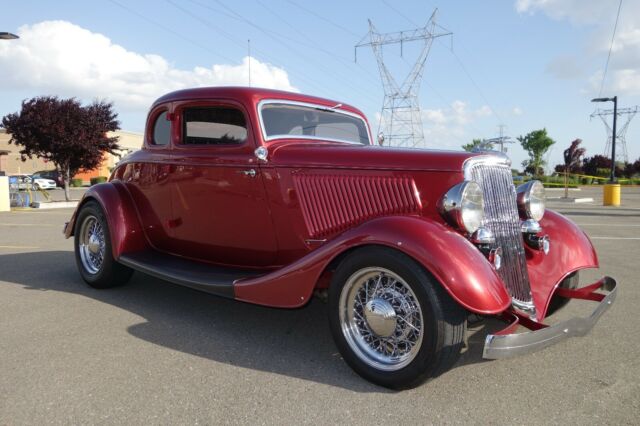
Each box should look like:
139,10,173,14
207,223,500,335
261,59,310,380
293,174,421,238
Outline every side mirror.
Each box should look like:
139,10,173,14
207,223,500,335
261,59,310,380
377,132,385,146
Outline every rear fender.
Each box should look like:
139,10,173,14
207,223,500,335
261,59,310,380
65,181,148,259
234,215,511,313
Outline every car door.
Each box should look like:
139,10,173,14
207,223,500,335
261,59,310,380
169,100,278,267
123,106,175,253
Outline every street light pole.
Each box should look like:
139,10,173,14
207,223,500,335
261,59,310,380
610,96,617,183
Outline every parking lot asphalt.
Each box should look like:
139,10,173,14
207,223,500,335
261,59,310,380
1,186,639,424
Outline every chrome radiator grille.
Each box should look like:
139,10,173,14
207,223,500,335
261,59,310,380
466,159,534,307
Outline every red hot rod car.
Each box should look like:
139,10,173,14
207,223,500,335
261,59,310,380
65,87,616,389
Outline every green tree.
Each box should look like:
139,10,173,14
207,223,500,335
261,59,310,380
1,96,120,201
462,138,493,152
518,129,555,177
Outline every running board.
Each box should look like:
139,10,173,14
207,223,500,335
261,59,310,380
118,251,264,299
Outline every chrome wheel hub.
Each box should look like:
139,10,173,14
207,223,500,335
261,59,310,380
87,234,101,254
78,215,105,275
364,298,397,337
339,267,424,371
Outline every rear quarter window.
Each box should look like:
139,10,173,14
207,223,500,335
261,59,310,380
152,112,171,146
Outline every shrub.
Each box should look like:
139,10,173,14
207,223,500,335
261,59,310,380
90,176,108,186
580,177,593,185
70,178,83,187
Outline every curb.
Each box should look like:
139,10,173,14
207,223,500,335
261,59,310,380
548,197,594,203
31,201,79,209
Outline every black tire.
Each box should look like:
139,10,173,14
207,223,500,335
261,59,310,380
546,272,579,316
74,200,133,289
328,246,467,389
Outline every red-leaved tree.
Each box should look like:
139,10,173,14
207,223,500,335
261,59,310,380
1,96,120,201
563,139,586,174
560,138,586,198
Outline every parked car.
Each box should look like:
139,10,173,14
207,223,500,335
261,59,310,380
32,170,64,187
64,87,616,389
31,176,57,190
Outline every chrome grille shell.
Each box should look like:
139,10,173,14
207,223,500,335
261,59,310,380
464,155,536,317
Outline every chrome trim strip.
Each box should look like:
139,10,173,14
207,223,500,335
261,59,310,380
256,99,372,145
483,277,617,359
463,154,511,181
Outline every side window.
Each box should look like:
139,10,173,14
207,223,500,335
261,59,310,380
152,111,171,146
182,107,247,145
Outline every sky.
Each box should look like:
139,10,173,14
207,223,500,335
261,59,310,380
1,0,639,171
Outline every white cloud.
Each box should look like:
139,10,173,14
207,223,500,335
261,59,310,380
515,0,616,25
423,101,493,126
0,21,297,111
512,106,523,116
516,0,640,96
421,101,494,148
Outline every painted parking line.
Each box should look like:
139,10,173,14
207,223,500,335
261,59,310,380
577,223,640,226
575,223,640,227
0,245,40,249
590,237,640,240
0,223,59,227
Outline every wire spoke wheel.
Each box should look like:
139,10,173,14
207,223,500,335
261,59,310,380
339,267,424,371
78,215,106,275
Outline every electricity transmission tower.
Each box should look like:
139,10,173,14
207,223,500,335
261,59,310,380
355,10,451,148
483,124,515,153
590,106,638,163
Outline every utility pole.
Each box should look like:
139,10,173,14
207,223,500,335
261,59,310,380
355,10,451,148
482,124,514,153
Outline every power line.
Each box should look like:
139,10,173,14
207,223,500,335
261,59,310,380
254,0,382,85
182,0,380,103
285,0,360,38
599,0,624,96
445,44,505,124
105,0,237,64
162,0,339,97
382,0,420,27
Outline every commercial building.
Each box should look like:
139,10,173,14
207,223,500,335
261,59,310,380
0,129,142,182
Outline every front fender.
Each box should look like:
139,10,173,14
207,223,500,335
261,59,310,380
530,209,599,319
235,215,511,313
65,181,148,259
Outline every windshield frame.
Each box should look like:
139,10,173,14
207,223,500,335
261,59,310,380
257,99,371,145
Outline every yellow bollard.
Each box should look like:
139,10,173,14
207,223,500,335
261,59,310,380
603,184,621,206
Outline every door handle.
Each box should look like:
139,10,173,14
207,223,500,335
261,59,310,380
238,169,257,178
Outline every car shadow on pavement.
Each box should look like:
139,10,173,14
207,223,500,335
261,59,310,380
0,250,493,392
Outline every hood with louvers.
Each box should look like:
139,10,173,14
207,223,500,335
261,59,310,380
293,174,421,238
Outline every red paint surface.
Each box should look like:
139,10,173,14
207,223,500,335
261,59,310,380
70,181,148,258
293,173,421,237
235,216,512,313
65,87,603,317
528,210,598,319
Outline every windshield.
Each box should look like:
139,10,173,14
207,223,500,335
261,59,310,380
259,101,370,145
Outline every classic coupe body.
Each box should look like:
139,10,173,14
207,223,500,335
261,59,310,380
65,87,616,388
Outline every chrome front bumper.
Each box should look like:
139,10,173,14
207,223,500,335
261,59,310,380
483,276,617,359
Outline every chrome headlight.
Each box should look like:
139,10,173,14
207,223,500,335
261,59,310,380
439,181,485,234
516,180,546,221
